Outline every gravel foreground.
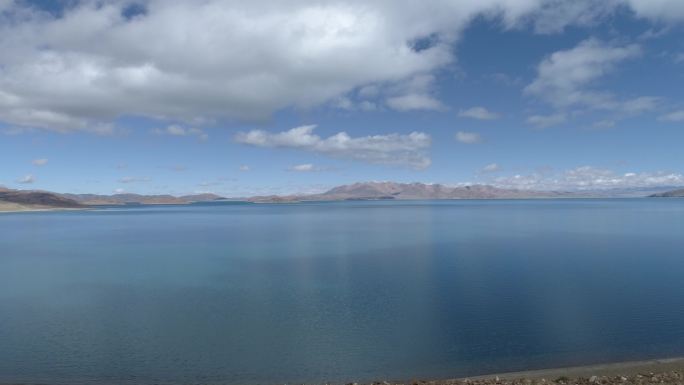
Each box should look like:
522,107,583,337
364,372,684,385
352,358,684,385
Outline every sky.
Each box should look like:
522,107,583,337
1,0,684,197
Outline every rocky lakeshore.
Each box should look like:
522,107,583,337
353,358,684,385
368,372,684,385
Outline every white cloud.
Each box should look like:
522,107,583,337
239,165,250,172
358,85,379,99
288,164,322,172
118,176,151,184
525,38,645,112
481,163,501,173
455,131,482,144
527,1,620,34
458,106,499,120
592,119,616,129
620,96,660,114
492,166,684,191
332,97,354,110
332,97,378,112
359,101,377,111
154,125,208,140
17,174,35,184
385,74,445,111
0,1,466,131
386,93,444,111
32,158,48,166
625,0,684,22
527,113,567,128
114,188,125,194
0,2,679,133
659,110,684,122
235,124,431,169
4,1,672,133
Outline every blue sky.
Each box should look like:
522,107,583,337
1,0,684,196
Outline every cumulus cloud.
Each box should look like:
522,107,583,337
287,164,324,172
239,165,250,172
386,94,444,111
235,124,431,169
659,110,684,122
625,0,684,22
332,97,354,111
2,1,678,133
455,131,482,144
385,74,445,111
154,125,208,140
525,39,648,113
524,38,659,129
459,107,499,120
481,163,501,173
17,174,35,184
491,166,684,191
527,113,567,128
118,176,151,184
32,158,48,166
527,0,620,34
620,96,660,114
0,0,464,132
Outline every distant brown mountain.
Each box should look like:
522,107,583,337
60,192,225,205
247,181,576,203
0,188,84,211
650,189,684,197
0,188,226,211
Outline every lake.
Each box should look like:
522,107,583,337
1,199,684,384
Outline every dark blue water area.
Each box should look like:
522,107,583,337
1,199,684,384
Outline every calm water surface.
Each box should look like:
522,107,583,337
1,200,684,384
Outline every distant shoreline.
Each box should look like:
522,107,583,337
3,182,684,208
1,196,677,212
0,203,87,213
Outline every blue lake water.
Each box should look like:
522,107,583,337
1,199,684,384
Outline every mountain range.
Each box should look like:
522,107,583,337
650,189,684,198
0,188,223,211
3,182,684,212
246,182,578,202
0,187,84,211
60,192,224,205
